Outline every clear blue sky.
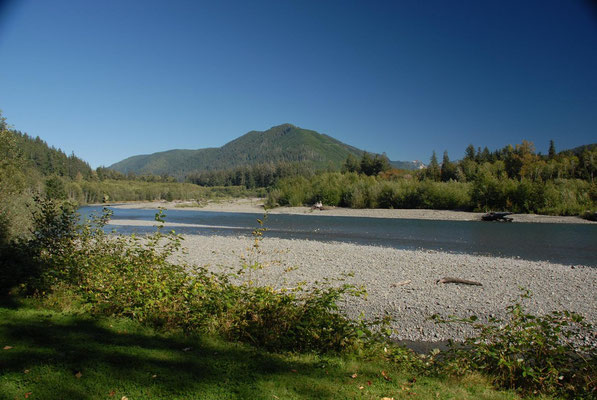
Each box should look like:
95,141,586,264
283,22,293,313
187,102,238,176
1,0,596,168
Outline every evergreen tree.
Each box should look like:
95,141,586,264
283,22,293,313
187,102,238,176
426,151,441,181
548,140,556,159
464,144,476,161
480,147,491,162
440,151,457,181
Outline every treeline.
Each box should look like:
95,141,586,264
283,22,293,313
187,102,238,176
9,128,93,180
341,152,391,175
95,167,178,183
423,141,596,183
267,172,594,215
49,179,260,204
267,141,596,215
186,161,316,188
184,153,393,189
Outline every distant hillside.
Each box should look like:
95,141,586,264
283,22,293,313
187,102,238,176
561,143,597,157
109,124,423,178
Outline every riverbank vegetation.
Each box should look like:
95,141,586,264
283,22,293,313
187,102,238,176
266,142,596,215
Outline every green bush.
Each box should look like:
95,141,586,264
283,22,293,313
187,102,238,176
22,201,387,353
416,181,471,210
310,173,344,205
540,180,595,215
269,171,596,215
434,290,596,398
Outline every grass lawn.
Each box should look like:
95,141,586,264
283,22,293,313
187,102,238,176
0,299,536,400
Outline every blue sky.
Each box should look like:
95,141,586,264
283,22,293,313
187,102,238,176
0,0,596,168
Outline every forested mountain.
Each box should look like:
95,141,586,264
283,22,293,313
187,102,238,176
4,125,93,180
109,124,422,178
0,118,93,179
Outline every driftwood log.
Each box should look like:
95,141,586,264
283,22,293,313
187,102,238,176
436,277,482,286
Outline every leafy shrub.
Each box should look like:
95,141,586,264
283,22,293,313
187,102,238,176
416,181,471,210
540,180,595,215
434,290,596,398
23,201,387,353
310,173,344,205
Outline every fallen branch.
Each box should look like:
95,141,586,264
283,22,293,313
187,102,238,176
436,277,482,286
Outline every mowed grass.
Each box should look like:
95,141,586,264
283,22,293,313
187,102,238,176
0,300,534,400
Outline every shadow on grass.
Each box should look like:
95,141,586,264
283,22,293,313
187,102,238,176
0,306,337,400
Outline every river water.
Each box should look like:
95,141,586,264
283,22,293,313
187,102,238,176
78,206,597,266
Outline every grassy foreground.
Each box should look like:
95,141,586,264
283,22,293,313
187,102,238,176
0,300,527,400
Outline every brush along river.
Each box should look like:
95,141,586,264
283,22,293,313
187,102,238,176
80,206,597,344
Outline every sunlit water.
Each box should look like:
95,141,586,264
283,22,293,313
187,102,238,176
79,206,597,266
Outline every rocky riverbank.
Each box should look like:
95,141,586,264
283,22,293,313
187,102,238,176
175,234,596,345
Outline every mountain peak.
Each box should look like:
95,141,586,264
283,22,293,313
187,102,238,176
270,123,296,130
108,124,423,178
109,124,363,177
265,123,298,135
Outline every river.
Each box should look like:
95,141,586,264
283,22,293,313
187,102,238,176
78,206,597,266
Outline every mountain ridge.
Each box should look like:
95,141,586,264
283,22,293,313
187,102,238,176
109,124,423,178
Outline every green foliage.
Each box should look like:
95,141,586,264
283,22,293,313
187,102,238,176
425,151,441,181
434,290,596,398
9,128,92,180
341,153,360,173
2,160,593,399
342,151,392,176
548,140,556,159
75,179,261,204
269,167,595,215
441,150,458,182
19,202,387,353
45,176,67,200
268,172,473,210
187,161,315,189
267,139,596,215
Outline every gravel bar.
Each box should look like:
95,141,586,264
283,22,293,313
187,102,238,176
179,234,597,344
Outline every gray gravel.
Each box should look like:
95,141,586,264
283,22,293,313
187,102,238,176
178,234,597,344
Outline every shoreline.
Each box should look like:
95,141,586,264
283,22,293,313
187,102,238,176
102,198,595,224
